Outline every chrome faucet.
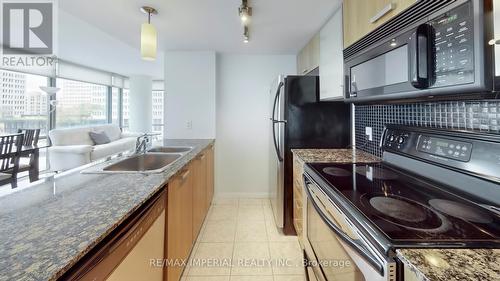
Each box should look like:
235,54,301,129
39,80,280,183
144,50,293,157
135,134,149,154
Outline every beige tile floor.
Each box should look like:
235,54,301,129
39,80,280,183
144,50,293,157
181,198,306,281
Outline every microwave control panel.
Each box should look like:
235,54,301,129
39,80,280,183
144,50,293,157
430,2,474,88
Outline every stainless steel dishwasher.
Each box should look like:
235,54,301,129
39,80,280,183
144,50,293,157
61,188,167,281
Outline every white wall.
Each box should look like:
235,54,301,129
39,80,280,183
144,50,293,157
216,54,296,197
164,51,216,139
129,75,153,133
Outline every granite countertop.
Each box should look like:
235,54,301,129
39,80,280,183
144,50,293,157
0,139,214,281
397,249,500,281
291,148,380,164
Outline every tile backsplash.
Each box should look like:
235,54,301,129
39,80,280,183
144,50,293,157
354,100,500,157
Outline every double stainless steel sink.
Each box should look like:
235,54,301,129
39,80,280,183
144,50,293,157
101,146,193,173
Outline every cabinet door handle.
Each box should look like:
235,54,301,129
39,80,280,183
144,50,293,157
180,170,190,181
370,2,396,24
200,154,206,160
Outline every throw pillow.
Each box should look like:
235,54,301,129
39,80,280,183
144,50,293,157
89,131,111,145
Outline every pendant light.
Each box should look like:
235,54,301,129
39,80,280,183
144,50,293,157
141,6,158,61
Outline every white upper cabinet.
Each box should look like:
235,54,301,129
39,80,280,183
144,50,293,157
319,7,344,100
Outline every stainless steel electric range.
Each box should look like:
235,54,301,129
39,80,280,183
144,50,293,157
303,125,500,281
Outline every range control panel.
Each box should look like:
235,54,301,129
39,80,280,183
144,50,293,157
417,135,472,162
382,127,474,163
381,125,500,185
383,131,411,150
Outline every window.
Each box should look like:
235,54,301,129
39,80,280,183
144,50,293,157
122,89,130,130
0,69,49,136
55,78,108,128
152,90,164,138
111,87,120,125
121,89,164,138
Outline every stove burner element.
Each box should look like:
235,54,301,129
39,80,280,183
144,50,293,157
429,199,494,224
360,193,451,233
370,196,427,223
356,166,399,180
322,167,351,177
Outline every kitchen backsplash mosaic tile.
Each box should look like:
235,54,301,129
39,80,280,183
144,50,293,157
354,100,500,157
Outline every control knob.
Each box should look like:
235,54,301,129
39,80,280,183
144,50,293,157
397,136,405,144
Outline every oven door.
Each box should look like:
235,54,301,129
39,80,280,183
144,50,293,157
304,175,395,281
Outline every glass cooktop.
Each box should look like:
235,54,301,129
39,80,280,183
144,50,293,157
306,162,500,244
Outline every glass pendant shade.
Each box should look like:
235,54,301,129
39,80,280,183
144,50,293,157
141,23,157,61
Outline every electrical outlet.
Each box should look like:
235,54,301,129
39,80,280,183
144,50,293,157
365,127,373,141
186,120,192,130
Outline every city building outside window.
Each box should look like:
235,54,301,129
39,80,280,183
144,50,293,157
0,69,49,136
55,78,108,128
111,87,120,125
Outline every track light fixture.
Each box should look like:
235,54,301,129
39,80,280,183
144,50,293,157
243,26,249,43
238,0,252,24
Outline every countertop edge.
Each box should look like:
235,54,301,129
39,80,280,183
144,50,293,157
291,148,380,164
396,250,431,281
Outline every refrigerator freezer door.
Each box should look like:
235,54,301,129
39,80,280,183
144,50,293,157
270,75,286,229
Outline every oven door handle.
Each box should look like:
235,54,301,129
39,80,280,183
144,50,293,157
304,176,385,276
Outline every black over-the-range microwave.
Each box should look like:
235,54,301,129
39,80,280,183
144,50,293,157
344,0,495,103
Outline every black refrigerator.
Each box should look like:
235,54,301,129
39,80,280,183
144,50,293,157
269,75,350,235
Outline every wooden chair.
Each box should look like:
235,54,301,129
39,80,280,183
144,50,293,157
16,129,41,182
0,134,24,189
17,129,40,147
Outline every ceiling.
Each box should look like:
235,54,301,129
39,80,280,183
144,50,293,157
60,0,342,54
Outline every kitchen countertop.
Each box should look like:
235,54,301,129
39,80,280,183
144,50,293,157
291,148,380,164
397,249,500,281
0,139,214,281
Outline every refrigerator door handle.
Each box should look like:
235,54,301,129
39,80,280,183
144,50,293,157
272,120,284,162
271,82,285,162
271,82,284,120
269,118,287,124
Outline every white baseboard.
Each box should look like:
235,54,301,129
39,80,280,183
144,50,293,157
215,192,270,199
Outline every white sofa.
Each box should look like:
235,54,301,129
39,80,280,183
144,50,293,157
48,124,142,171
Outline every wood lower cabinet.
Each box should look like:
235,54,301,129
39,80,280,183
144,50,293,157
343,0,417,48
206,145,215,208
166,168,194,281
166,145,215,281
192,152,207,239
292,155,306,248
